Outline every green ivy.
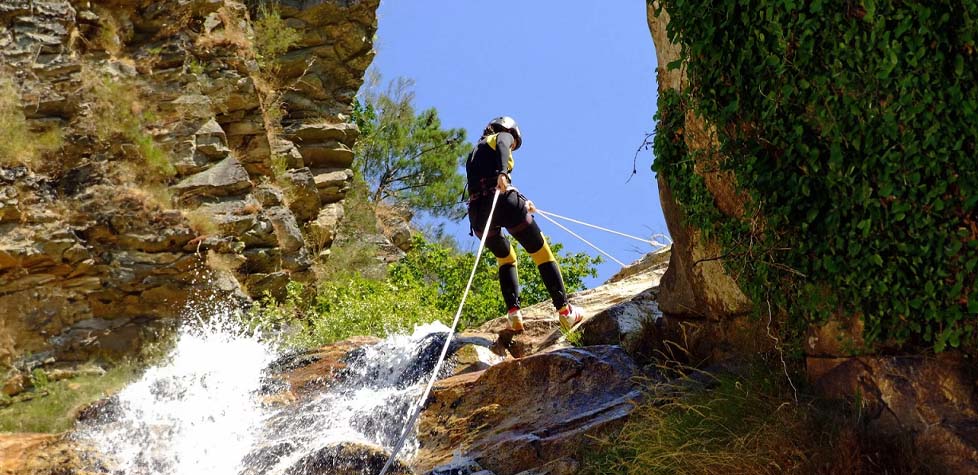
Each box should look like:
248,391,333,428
654,0,978,353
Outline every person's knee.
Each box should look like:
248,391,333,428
496,242,517,267
530,239,556,266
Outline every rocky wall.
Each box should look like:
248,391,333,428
0,0,378,394
645,3,977,470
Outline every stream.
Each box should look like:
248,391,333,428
73,307,492,475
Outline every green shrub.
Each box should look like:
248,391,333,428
654,1,978,352
252,3,301,74
390,234,600,329
82,70,175,180
247,277,449,348
251,233,599,348
0,75,61,168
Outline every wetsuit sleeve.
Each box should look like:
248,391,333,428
494,132,515,175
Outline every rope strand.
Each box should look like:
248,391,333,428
536,209,672,248
378,189,502,475
536,212,628,267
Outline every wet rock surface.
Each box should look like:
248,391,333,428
415,345,645,475
0,433,104,475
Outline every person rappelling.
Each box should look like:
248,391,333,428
465,116,584,332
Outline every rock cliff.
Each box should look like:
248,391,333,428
645,2,977,470
0,0,379,395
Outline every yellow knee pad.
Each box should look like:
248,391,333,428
496,243,517,267
529,239,556,266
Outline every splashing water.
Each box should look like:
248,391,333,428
75,306,485,475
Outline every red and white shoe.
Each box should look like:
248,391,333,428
558,304,583,330
507,307,525,332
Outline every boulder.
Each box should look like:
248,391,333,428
579,288,661,360
644,5,752,321
0,433,101,475
298,143,355,169
605,247,671,284
284,121,359,146
194,118,230,158
312,168,353,204
307,202,345,250
283,442,411,475
264,336,381,402
283,168,321,223
265,206,304,253
477,258,669,357
415,346,644,474
810,354,978,473
378,207,413,252
173,156,251,200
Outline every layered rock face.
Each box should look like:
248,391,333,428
0,0,378,393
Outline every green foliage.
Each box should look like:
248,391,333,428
560,326,584,347
314,172,387,279
0,75,61,169
0,365,137,433
392,234,599,329
83,70,175,180
654,1,978,352
247,278,449,348
355,76,471,218
252,3,301,73
251,233,599,348
30,369,49,390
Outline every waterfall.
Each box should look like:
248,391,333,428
74,307,494,475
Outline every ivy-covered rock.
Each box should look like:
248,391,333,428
651,0,977,354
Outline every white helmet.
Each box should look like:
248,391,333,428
487,116,522,150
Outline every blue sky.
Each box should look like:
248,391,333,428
367,1,667,286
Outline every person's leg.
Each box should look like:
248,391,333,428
471,197,519,311
508,218,569,311
484,232,520,311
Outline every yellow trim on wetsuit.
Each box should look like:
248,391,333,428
530,238,557,266
496,242,517,267
486,133,514,173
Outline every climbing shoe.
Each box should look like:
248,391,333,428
507,307,525,332
558,304,583,331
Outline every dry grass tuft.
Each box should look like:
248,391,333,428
584,360,942,475
196,6,254,53
183,208,219,237
0,75,62,169
81,68,175,181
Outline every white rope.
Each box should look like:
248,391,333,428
536,209,672,248
379,189,502,475
536,212,629,268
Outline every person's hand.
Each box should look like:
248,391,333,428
526,199,537,214
496,174,510,193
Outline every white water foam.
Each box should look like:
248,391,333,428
76,309,461,475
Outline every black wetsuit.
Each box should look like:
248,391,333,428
466,132,568,312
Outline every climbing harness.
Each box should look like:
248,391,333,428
379,189,502,475
534,209,671,269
